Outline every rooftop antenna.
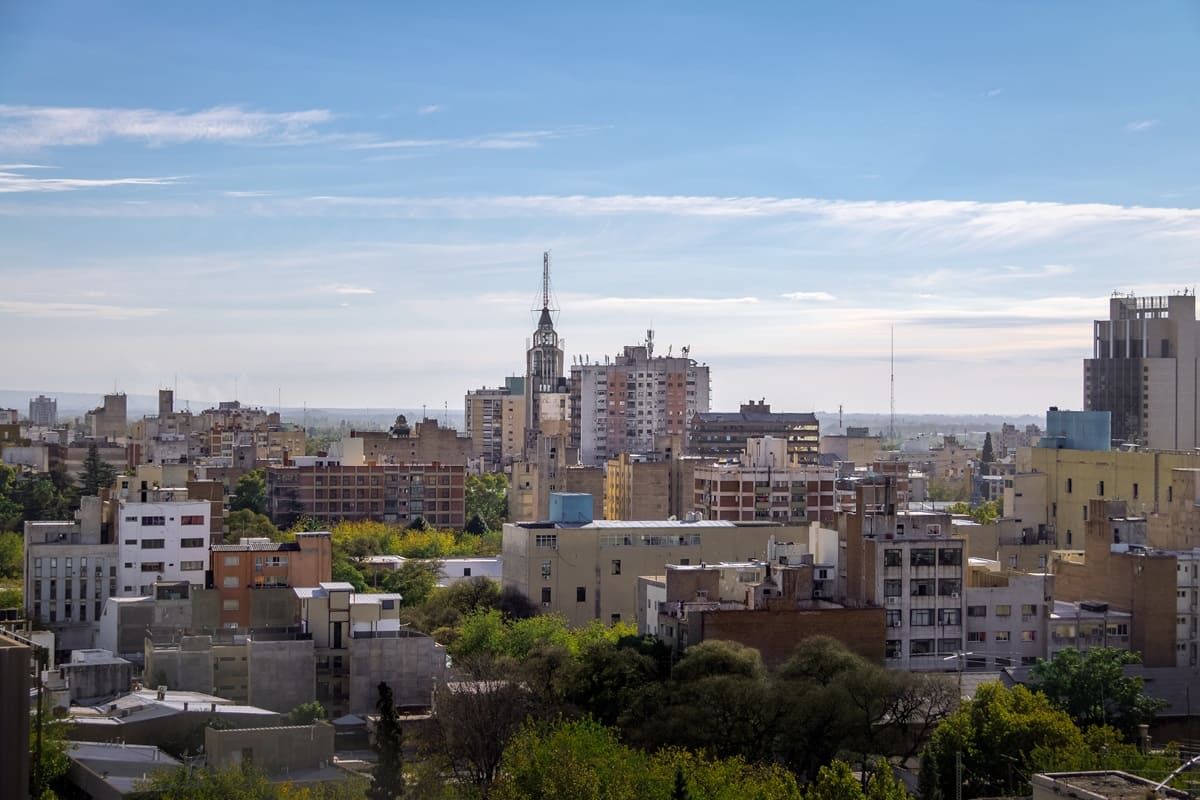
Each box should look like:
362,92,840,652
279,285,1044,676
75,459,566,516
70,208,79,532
889,326,896,445
542,250,551,310
839,404,843,431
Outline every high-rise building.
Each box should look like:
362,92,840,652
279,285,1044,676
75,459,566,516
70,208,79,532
86,392,127,442
1084,293,1200,449
465,377,526,473
690,400,819,463
28,394,57,427
570,334,711,466
525,252,568,457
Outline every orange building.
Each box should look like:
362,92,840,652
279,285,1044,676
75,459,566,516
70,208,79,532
210,532,332,628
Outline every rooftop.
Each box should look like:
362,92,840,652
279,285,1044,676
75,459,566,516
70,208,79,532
1033,770,1190,799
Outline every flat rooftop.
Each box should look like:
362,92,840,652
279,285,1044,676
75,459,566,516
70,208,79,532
1034,770,1189,798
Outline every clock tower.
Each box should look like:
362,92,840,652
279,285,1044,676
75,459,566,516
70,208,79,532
525,251,565,455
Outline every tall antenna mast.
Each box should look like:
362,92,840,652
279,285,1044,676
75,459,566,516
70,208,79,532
889,326,896,444
542,250,551,309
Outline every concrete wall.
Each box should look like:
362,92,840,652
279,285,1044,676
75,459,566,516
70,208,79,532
689,606,886,668
348,634,445,713
205,724,333,775
0,632,31,800
65,659,133,702
146,635,215,691
248,638,315,713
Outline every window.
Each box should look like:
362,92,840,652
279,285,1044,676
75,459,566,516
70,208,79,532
884,549,903,567
463,567,471,577
911,549,935,567
911,579,935,597
1107,623,1129,636
576,587,586,602
911,609,934,626
181,515,205,525
938,579,961,596
938,608,961,626
141,562,165,572
967,605,987,618
967,631,986,643
611,613,621,624
1021,604,1037,617
224,556,240,566
938,548,962,566
222,599,240,611
34,558,41,578
885,609,902,627
995,604,1011,617
1020,630,1037,642
1066,478,1072,494
910,639,934,656
540,587,552,605
180,561,203,571
534,534,558,548
381,599,395,610
141,516,166,526
611,560,622,575
541,560,552,580
885,640,902,659
1098,480,1105,496
180,538,205,548
994,631,1010,642
884,580,902,597
223,576,239,588
140,539,165,549
125,515,138,522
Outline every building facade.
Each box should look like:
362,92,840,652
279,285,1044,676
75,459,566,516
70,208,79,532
465,378,526,473
29,394,57,427
692,437,838,525
1084,292,1200,449
115,493,212,597
689,400,819,463
209,532,332,628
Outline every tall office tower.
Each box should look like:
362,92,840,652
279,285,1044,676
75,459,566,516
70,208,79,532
1084,293,1199,449
570,333,711,466
465,377,527,473
524,252,567,457
28,394,57,426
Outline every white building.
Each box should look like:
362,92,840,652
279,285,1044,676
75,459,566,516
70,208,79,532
964,558,1052,669
116,493,211,596
874,530,967,671
1047,600,1133,660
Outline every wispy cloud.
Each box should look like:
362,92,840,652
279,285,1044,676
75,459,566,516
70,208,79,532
0,162,55,169
984,88,1004,98
323,283,375,295
223,190,274,198
781,291,836,302
350,126,595,151
904,264,1074,289
416,105,444,115
1125,119,1159,133
0,167,182,193
0,104,334,148
0,300,164,319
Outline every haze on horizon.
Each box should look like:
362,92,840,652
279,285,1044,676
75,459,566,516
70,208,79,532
2,2,1198,415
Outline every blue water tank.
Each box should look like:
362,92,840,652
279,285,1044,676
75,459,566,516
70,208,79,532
548,493,593,524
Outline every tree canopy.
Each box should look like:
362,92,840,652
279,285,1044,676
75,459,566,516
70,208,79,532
79,442,119,496
232,469,269,515
1030,647,1167,736
465,473,509,532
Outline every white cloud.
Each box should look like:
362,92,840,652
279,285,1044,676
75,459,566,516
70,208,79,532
223,190,274,197
350,126,595,151
0,167,183,193
574,295,759,308
0,300,164,319
0,163,55,169
0,104,334,148
1125,119,1159,133
416,105,444,115
781,291,836,302
905,264,1074,288
984,88,1004,97
324,283,375,295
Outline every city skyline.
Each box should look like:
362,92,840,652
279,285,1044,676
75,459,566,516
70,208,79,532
3,3,1199,412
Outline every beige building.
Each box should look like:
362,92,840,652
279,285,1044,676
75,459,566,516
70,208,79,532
604,452,700,521
502,507,803,627
692,437,837,525
351,417,471,468
86,393,128,442
465,379,526,473
820,427,884,464
508,433,604,522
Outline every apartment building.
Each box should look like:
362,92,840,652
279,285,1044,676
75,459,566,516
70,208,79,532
508,433,603,522
265,454,465,528
570,336,711,466
86,393,128,442
820,426,884,464
502,493,795,626
963,558,1051,669
115,491,212,597
689,400,819,463
209,532,332,628
24,497,118,653
1046,600,1133,661
465,378,527,472
29,394,57,427
350,418,472,468
1084,292,1200,449
839,481,967,671
604,452,700,521
692,436,837,525
295,582,446,715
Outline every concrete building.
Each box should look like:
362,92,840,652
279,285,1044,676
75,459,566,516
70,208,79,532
295,582,446,716
60,649,135,703
503,494,804,626
570,334,711,466
964,558,1052,669
86,393,128,442
692,437,838,525
465,378,526,472
266,455,466,528
64,740,182,800
690,400,819,463
1084,292,1200,449
68,687,283,747
839,480,967,671
820,426,883,465
205,723,339,782
1047,601,1133,661
209,532,332,628
1037,407,1112,451
24,496,118,653
524,253,570,455
362,555,502,587
0,630,32,800
63,441,130,485
1031,771,1190,800
604,452,701,522
115,491,211,596
508,433,603,522
29,393,57,427
350,418,472,468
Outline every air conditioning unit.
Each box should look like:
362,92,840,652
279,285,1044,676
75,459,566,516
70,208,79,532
886,596,900,606
891,620,902,628
951,592,960,599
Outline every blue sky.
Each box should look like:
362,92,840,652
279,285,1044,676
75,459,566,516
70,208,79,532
2,1,1199,414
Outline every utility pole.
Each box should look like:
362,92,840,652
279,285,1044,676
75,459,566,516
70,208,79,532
955,750,963,800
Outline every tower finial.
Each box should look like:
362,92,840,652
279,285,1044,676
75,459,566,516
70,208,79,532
542,250,551,310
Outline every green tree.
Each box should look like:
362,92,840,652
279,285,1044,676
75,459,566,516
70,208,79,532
465,473,508,532
369,682,404,800
0,531,23,578
1030,647,1168,736
672,640,765,682
380,559,441,607
672,765,689,800
225,508,282,543
288,700,327,725
864,759,910,800
78,442,118,496
464,513,489,535
805,760,864,800
405,577,501,637
32,704,72,798
232,469,268,514
0,586,23,609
